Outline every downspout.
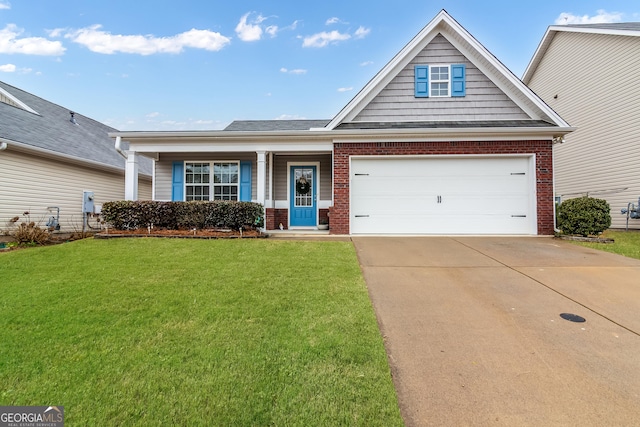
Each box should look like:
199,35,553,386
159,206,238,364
114,136,127,159
552,136,564,234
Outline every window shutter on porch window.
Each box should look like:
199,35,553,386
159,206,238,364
414,65,429,97
171,161,184,201
451,64,466,97
239,161,252,201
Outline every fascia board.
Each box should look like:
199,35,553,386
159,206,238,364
522,26,557,84
128,141,334,153
0,86,39,115
523,25,640,84
120,126,575,153
329,126,575,143
0,137,152,177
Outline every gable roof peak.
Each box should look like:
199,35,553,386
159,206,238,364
326,10,569,130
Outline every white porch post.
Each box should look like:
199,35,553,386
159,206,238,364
256,151,267,206
125,150,139,200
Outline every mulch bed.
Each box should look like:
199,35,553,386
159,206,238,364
95,228,267,239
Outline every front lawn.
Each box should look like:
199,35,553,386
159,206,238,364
570,229,640,260
0,238,402,426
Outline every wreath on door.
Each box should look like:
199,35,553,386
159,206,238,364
296,177,311,195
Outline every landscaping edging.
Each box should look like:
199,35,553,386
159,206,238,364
95,233,269,240
556,235,614,244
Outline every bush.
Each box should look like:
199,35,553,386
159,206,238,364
101,201,264,231
13,222,51,245
557,196,611,237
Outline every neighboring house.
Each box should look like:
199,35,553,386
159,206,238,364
0,81,152,234
523,23,640,230
111,10,572,235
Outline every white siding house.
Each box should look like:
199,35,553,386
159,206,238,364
523,23,640,229
0,81,152,234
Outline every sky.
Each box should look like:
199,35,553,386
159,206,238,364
0,1,638,131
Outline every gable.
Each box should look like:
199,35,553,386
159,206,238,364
352,34,530,123
326,10,570,131
0,84,38,114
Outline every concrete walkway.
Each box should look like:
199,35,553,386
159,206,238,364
353,236,640,427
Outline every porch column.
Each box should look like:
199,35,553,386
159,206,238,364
256,151,267,206
125,150,139,200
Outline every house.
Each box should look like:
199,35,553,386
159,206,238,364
0,81,152,234
110,10,572,235
523,22,640,230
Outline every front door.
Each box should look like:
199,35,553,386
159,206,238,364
290,166,317,227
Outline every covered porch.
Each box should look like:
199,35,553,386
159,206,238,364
111,130,334,231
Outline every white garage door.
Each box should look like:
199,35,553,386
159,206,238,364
350,156,536,235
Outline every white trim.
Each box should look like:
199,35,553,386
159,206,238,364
0,85,39,115
287,161,321,228
183,160,241,201
428,64,452,97
0,136,153,177
125,151,139,200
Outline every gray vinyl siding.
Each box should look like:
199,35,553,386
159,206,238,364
0,149,151,233
272,154,332,202
353,34,529,123
526,31,640,229
155,153,262,201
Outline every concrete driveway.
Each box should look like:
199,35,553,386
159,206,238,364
353,236,640,427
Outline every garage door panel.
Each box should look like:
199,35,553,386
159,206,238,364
350,157,535,235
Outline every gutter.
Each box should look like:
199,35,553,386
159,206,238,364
114,136,127,159
0,136,150,177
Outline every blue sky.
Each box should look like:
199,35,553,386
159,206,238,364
0,1,638,131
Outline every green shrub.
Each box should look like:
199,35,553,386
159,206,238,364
557,196,611,237
101,201,263,231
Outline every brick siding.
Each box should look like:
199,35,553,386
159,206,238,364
331,140,554,235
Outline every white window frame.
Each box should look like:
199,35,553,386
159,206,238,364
429,64,450,97
184,161,240,201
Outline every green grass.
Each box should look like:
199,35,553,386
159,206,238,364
570,229,640,260
0,238,403,426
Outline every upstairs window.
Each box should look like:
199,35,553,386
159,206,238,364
414,64,466,98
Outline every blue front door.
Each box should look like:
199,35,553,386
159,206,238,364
290,166,317,227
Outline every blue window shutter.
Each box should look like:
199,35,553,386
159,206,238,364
451,64,466,97
414,65,429,97
239,161,252,201
171,161,184,201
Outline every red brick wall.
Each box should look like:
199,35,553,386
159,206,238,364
331,140,554,235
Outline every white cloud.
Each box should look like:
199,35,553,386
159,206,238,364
337,87,353,92
0,1,10,10
0,63,15,72
64,25,230,55
360,61,373,66
326,17,340,25
354,26,370,39
236,12,264,41
146,112,160,118
265,25,278,37
302,30,350,48
0,24,65,55
275,114,306,120
555,9,623,25
280,67,307,74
